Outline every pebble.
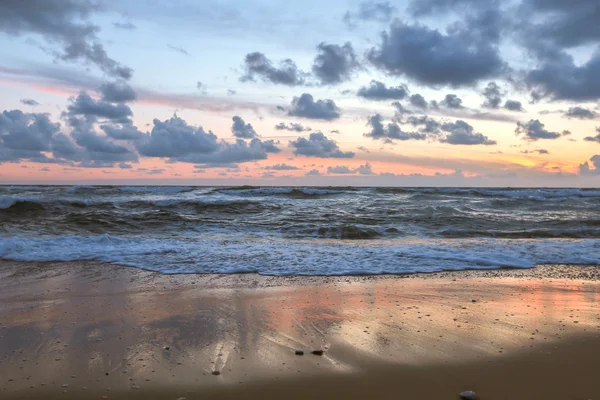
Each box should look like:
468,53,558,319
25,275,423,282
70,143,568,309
311,350,324,356
295,350,304,356
212,371,220,376
459,390,477,399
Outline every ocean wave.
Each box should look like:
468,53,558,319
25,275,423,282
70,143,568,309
1,235,598,275
214,187,348,197
118,186,195,193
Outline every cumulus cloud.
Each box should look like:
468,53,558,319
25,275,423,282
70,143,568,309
264,163,300,171
364,114,427,141
0,110,60,162
343,1,396,28
20,99,39,106
306,169,322,176
504,100,524,112
288,93,341,120
241,52,306,86
367,20,504,86
66,92,133,123
515,119,567,141
100,124,144,141
231,116,257,139
579,155,600,175
409,94,428,109
0,0,132,79
357,80,408,100
440,94,463,109
440,120,496,145
481,81,502,108
312,42,359,85
289,132,354,158
275,122,311,132
356,162,374,175
98,81,137,103
406,115,442,134
327,165,354,174
564,106,598,120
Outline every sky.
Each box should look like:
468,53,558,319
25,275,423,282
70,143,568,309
0,0,599,186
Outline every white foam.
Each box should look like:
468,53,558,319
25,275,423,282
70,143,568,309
0,235,597,276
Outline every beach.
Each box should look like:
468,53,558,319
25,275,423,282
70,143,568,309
1,261,600,399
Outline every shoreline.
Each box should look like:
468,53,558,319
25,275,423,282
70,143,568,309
1,261,600,399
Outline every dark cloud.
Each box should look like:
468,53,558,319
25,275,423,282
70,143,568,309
408,0,487,17
357,80,408,100
289,132,354,158
275,122,311,132
20,99,40,106
175,138,280,164
241,52,306,86
113,21,136,30
167,44,189,56
440,94,463,109
409,94,428,109
227,89,237,96
327,165,354,174
288,93,341,120
312,42,359,85
564,106,598,120
391,101,413,119
118,162,132,169
98,81,137,103
584,128,600,143
66,92,133,123
343,1,396,28
579,155,600,175
306,169,322,176
481,81,502,108
364,114,426,141
194,163,239,169
0,110,60,163
367,20,504,86
515,119,564,141
231,116,257,139
440,120,496,145
264,163,300,171
406,115,442,134
504,100,524,112
0,0,132,79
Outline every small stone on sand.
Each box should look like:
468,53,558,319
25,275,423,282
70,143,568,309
459,390,477,399
311,350,324,356
212,371,220,376
295,350,304,355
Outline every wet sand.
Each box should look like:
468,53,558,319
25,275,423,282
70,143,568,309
1,261,600,399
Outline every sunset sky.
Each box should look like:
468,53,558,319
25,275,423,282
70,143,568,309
1,0,599,186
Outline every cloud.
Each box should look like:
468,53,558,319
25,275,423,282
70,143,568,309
241,52,306,86
364,114,427,141
367,20,504,86
312,42,359,85
231,116,257,138
118,162,132,169
515,119,568,141
227,89,236,96
20,99,40,106
289,132,354,158
584,128,600,143
275,122,311,132
356,162,374,175
481,81,502,108
167,44,189,56
343,1,396,28
521,149,549,155
0,110,60,162
357,80,408,100
579,155,600,175
406,115,442,134
408,0,486,17
504,100,524,112
327,165,354,174
287,93,341,120
440,120,496,145
98,81,137,103
564,106,598,120
440,94,463,109
65,92,133,123
306,169,322,176
0,0,132,79
409,94,428,109
100,124,144,141
264,163,300,171
113,21,136,30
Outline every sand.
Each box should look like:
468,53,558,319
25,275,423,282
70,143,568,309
1,260,600,399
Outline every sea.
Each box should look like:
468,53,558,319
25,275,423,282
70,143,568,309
1,185,599,275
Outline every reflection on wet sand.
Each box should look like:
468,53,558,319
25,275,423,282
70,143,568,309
1,261,600,399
